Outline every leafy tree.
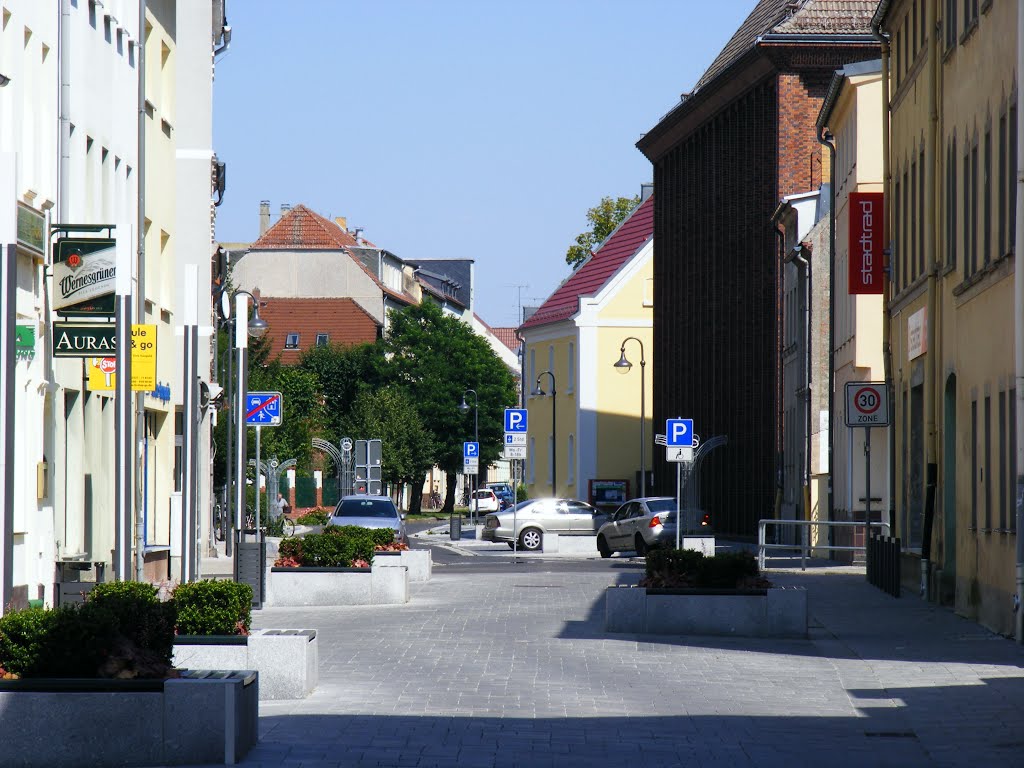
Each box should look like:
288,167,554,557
298,341,382,441
378,302,517,512
565,195,640,269
342,386,434,512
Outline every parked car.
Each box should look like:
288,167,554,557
495,490,514,510
482,498,608,551
328,494,407,544
595,497,711,557
485,482,513,498
471,489,500,514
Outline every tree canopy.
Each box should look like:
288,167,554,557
565,195,640,269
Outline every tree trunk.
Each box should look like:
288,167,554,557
442,470,457,514
406,479,423,515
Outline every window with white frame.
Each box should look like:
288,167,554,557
285,333,300,349
316,333,329,347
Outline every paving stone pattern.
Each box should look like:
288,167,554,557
196,564,1024,768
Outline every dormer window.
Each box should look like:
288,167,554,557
285,333,299,350
316,333,329,347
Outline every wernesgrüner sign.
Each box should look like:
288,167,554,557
52,322,116,357
53,237,116,316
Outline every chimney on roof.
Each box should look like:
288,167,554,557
259,200,270,235
335,216,347,231
640,183,653,202
353,227,363,245
280,203,291,215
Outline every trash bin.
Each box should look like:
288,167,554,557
449,513,461,541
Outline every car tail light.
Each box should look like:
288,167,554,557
648,516,662,529
701,514,711,527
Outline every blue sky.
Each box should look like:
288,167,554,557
213,1,755,328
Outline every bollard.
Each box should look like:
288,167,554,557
449,513,461,541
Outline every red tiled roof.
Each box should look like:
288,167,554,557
695,0,876,91
492,327,520,352
257,297,381,360
250,204,360,250
520,195,654,331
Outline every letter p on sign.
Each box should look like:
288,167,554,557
667,419,694,447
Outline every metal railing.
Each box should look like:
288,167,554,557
757,518,891,571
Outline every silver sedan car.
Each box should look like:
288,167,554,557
595,497,695,557
328,494,407,544
481,498,606,551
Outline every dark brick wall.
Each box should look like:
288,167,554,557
652,77,779,538
777,72,832,197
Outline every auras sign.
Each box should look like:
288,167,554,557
52,322,116,357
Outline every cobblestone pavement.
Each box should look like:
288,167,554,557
187,553,1024,768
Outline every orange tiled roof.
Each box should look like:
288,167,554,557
257,297,381,360
491,327,520,352
250,204,361,250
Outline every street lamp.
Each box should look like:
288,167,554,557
226,290,268,541
614,337,646,498
531,371,556,497
459,389,478,523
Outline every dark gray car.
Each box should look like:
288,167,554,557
328,495,407,544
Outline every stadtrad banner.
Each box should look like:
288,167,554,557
848,192,884,295
52,237,116,315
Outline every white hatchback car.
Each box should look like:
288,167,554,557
471,489,500,514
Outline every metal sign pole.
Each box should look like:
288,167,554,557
255,424,262,534
676,462,682,550
513,459,519,556
864,426,872,553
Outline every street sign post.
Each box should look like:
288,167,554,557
504,408,528,433
666,445,694,463
463,441,479,475
845,381,889,554
502,445,527,460
666,419,694,447
245,392,282,426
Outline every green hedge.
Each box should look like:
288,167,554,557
295,509,330,525
0,581,176,679
643,549,760,589
173,580,253,636
276,525,391,567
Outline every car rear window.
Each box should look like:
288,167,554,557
334,499,397,518
474,491,494,498
647,499,677,514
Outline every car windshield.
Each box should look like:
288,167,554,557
647,499,677,514
334,499,397,518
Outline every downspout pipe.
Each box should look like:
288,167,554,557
135,0,147,581
786,245,813,524
773,225,786,521
817,128,837,540
871,8,895,546
1015,0,1024,644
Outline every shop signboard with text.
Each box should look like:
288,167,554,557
52,236,116,316
848,192,884,295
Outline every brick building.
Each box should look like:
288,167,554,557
636,0,878,537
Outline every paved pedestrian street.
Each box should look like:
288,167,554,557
218,562,1024,768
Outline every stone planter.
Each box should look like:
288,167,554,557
264,561,409,607
173,629,317,700
606,585,807,638
371,548,432,581
0,669,258,766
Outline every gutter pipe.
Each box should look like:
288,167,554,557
1015,0,1024,644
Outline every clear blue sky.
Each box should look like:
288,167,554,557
213,1,755,328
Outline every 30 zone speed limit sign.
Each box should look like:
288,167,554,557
845,382,889,427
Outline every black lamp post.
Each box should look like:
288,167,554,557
614,337,646,498
532,371,556,497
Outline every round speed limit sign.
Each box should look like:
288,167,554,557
845,382,889,427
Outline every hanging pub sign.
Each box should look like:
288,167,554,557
52,236,117,316
848,192,884,295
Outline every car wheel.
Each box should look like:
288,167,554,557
519,528,543,551
597,535,612,559
634,534,648,557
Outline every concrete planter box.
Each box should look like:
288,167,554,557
606,585,807,638
264,562,409,607
541,534,599,554
371,549,432,581
0,670,258,766
173,629,317,700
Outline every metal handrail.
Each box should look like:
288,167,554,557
757,518,891,571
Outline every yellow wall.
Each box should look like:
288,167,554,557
523,329,576,498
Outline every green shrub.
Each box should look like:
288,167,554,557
86,580,176,663
296,509,330,525
0,607,54,676
277,536,304,561
264,515,287,536
644,549,762,589
369,527,396,548
173,580,253,636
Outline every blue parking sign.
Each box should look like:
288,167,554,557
666,419,693,447
464,442,479,458
504,408,528,433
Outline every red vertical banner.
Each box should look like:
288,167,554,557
848,192,884,294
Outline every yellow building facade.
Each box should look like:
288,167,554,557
878,0,1018,634
520,194,654,506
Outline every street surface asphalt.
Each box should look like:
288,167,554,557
190,521,1024,767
